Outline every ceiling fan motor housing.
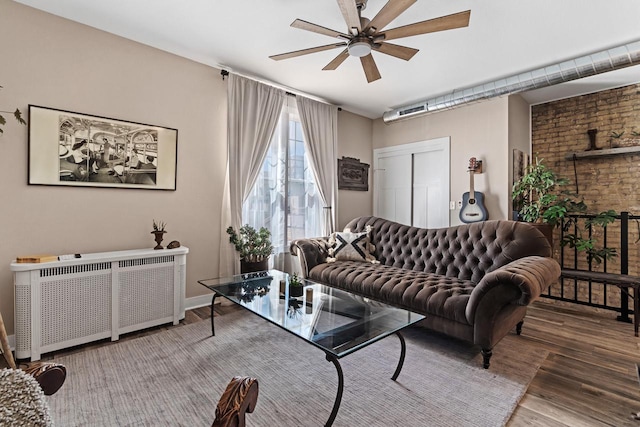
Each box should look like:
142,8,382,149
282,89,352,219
348,36,372,57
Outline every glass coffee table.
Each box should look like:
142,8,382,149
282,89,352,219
198,270,425,427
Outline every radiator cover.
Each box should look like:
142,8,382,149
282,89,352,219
12,247,188,361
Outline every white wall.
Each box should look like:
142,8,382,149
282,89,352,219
372,98,510,225
507,94,532,217
0,0,374,334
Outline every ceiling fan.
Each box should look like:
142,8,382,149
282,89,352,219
269,0,471,83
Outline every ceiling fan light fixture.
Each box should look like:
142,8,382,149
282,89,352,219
348,37,372,57
274,2,471,83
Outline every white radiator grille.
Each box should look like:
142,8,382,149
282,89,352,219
119,265,174,328
14,284,31,354
119,255,173,268
40,262,111,277
40,274,111,347
12,247,188,361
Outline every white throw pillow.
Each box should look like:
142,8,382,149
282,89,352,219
327,225,379,264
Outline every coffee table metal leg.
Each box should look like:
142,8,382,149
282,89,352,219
324,353,344,427
210,294,219,336
391,331,406,381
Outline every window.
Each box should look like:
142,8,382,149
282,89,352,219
242,103,322,259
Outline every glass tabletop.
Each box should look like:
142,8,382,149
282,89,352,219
198,270,425,358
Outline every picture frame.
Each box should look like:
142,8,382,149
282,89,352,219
512,148,529,184
337,156,369,191
28,105,178,190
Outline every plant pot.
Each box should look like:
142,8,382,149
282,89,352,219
240,259,268,274
151,231,167,250
290,286,303,298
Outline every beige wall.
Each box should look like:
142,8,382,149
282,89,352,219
0,0,373,334
372,98,510,225
337,110,373,230
508,94,532,218
0,0,227,334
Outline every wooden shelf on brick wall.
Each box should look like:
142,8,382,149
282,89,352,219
565,145,640,160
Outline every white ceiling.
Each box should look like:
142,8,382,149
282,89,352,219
14,0,640,119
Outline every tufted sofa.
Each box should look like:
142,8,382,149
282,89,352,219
290,216,561,368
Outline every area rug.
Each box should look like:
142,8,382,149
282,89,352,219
47,310,547,426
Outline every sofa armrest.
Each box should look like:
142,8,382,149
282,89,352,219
290,237,331,278
465,256,560,323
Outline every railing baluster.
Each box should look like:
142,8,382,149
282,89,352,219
548,211,637,325
618,212,630,322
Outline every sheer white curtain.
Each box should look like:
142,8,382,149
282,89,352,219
296,96,338,235
242,100,323,273
219,74,285,276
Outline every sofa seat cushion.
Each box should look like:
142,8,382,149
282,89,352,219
309,260,475,325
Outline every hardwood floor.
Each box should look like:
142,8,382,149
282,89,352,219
508,301,640,427
6,300,639,426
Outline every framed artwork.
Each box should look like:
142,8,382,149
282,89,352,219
28,105,178,190
337,156,369,191
512,148,529,184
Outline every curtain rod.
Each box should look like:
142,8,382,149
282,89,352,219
220,68,341,111
284,91,342,111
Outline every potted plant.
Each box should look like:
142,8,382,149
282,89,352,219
289,272,304,297
512,157,617,264
512,157,567,244
151,219,167,250
226,224,273,273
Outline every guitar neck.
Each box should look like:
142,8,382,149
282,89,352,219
468,170,475,198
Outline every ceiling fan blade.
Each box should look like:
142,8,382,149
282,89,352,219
270,43,347,61
360,54,381,83
381,10,471,41
323,49,350,70
373,42,418,61
337,0,361,34
291,19,350,40
366,0,416,33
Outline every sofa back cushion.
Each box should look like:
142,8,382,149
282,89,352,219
343,217,552,283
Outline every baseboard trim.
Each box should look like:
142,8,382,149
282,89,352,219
185,293,214,310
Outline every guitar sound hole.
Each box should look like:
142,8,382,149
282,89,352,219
469,200,476,204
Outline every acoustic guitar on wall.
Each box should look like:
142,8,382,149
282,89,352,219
459,157,488,223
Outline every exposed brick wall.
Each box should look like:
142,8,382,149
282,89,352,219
532,83,640,307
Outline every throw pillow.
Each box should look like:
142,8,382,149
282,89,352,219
327,226,379,264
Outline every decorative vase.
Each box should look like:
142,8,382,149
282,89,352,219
151,231,167,250
290,285,303,298
240,259,268,274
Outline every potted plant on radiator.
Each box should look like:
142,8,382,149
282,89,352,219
226,224,273,273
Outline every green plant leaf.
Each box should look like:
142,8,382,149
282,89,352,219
227,224,273,262
610,131,625,138
14,109,26,125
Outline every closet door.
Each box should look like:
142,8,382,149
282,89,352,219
374,138,450,228
375,153,412,225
